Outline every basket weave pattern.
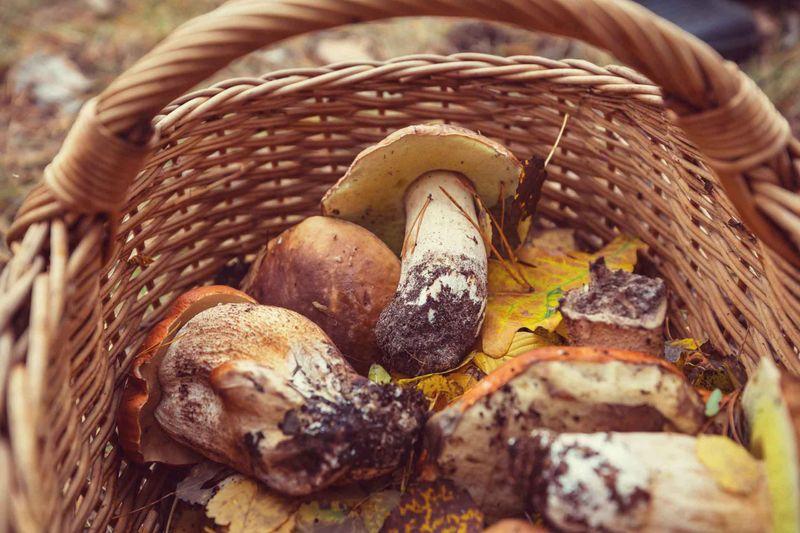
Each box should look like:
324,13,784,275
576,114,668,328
2,1,800,531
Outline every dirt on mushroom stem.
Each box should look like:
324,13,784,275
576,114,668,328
375,171,488,376
274,377,427,483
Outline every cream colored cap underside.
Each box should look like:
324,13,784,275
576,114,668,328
321,124,523,255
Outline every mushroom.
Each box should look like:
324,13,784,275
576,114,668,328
743,357,800,531
118,285,255,464
511,430,771,532
425,347,704,516
153,302,426,495
559,259,667,356
240,216,400,373
322,124,523,375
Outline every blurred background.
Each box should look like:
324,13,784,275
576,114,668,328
1,0,799,264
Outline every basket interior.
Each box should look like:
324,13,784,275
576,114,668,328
83,61,779,529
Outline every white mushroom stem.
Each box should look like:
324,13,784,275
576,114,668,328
515,430,772,533
375,170,488,375
402,171,486,268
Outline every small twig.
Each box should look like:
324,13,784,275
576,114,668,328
544,113,570,169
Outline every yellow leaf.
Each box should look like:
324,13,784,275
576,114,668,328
394,352,475,385
695,435,761,495
481,235,645,356
205,475,296,533
669,338,703,351
472,331,559,373
399,368,481,409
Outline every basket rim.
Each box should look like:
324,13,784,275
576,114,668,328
154,53,665,132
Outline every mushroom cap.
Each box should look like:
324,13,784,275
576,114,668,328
117,285,255,464
321,124,524,254
240,216,400,372
425,346,704,516
743,357,800,531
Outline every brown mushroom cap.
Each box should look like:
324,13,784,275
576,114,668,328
321,123,523,254
117,285,255,464
240,216,400,372
425,346,704,517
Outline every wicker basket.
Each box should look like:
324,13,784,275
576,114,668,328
3,0,800,530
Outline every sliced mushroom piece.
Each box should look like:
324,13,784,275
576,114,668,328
240,216,400,373
117,285,255,464
425,347,704,516
511,430,771,533
155,302,426,495
743,357,800,532
322,124,524,375
559,259,666,356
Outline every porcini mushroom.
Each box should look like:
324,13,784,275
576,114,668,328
240,216,400,373
425,347,704,516
559,259,667,356
322,124,523,375
118,285,255,464
154,302,426,495
511,430,771,532
743,357,800,532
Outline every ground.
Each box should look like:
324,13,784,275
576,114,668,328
1,0,799,264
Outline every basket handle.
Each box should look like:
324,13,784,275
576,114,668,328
12,0,800,263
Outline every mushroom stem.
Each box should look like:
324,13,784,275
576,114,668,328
512,430,772,533
375,171,488,375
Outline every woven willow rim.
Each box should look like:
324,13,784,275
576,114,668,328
3,0,800,531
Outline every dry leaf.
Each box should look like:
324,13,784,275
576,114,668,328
695,435,762,495
402,373,471,408
472,330,560,373
381,479,484,533
396,354,481,408
664,338,702,363
294,486,368,532
671,340,747,392
176,461,231,506
169,501,214,533
481,235,645,356
358,490,402,533
205,475,297,533
293,486,402,533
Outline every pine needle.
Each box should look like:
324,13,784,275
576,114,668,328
544,113,570,169
438,186,531,291
401,194,432,259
